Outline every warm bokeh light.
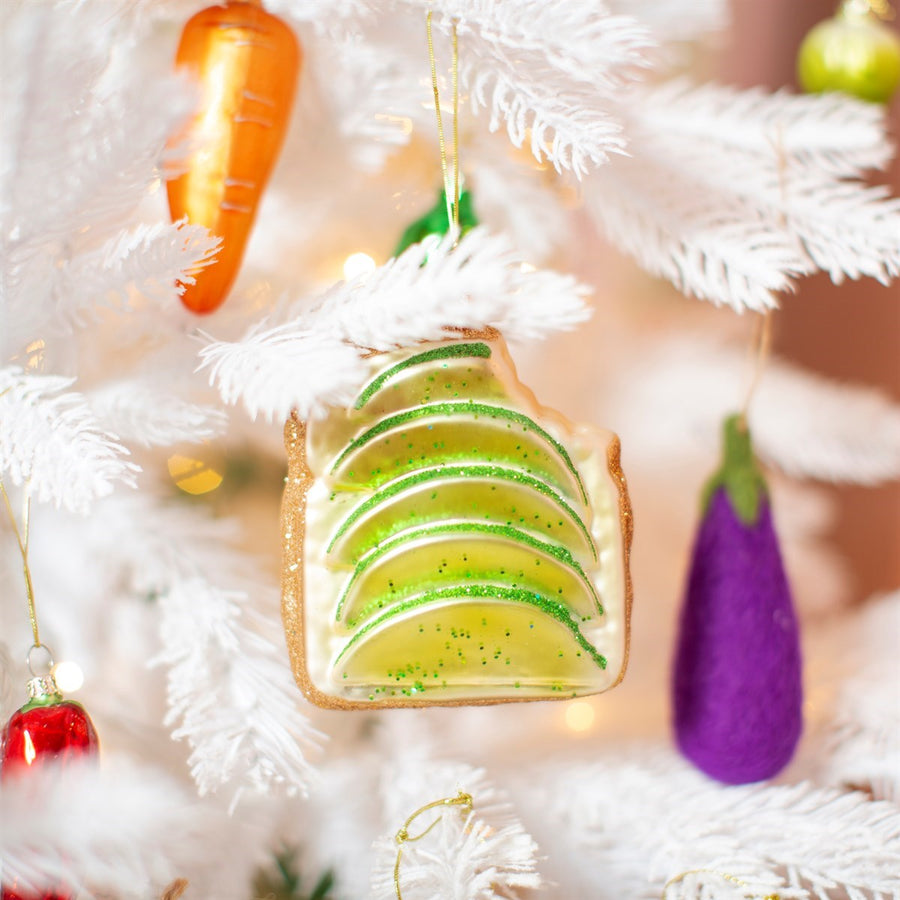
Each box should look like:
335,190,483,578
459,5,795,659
564,700,596,733
167,453,224,495
374,113,413,135
343,252,377,280
25,338,45,370
52,660,85,693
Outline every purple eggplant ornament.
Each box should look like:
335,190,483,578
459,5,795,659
673,414,802,784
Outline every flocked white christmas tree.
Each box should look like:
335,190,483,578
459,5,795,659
1,1,899,898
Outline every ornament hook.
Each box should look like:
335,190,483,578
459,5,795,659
26,642,55,677
393,789,474,899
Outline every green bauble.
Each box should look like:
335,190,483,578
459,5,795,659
393,188,478,256
797,12,900,103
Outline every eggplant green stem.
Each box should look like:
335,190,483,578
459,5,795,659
702,414,768,526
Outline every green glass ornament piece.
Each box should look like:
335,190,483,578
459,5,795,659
797,3,900,104
281,332,633,708
393,189,479,256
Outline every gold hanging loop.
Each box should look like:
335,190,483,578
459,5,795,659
0,480,43,650
394,790,474,900
739,310,774,429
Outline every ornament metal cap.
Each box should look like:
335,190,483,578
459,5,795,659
26,672,61,702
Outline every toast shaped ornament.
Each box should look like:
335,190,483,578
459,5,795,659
281,331,633,709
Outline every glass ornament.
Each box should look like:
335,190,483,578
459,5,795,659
281,332,633,708
1,673,99,900
167,1,301,314
797,1,900,103
394,188,479,257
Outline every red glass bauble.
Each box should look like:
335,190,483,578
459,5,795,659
2,888,69,900
1,692,99,900
1,701,98,779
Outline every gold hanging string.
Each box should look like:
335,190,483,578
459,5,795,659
394,790,474,900
739,310,774,430
0,479,42,649
451,20,460,225
738,113,783,434
662,868,781,900
426,10,461,231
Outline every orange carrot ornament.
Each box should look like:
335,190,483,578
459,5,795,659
167,1,301,314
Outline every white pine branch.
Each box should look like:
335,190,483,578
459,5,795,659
662,868,799,900
2,2,189,246
814,593,900,803
12,484,324,803
201,229,591,422
306,29,423,171
0,642,17,722
0,759,208,899
607,0,730,44
52,222,221,328
586,163,809,311
749,354,900,484
646,144,900,289
200,325,367,423
630,81,892,177
264,0,375,25
371,761,541,900
88,379,227,448
308,228,591,346
527,748,900,899
613,338,900,484
1,1,196,350
283,0,654,177
156,577,324,803
468,131,575,262
784,181,900,286
590,81,900,308
0,367,138,512
80,493,325,802
825,667,900,806
409,0,655,175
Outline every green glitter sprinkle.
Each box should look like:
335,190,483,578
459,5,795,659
354,343,492,409
326,464,597,560
333,400,587,504
334,583,607,670
334,520,601,622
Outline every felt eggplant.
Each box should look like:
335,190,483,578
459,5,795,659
673,414,802,784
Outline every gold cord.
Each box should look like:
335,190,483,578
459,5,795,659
452,21,460,226
426,11,461,231
0,480,41,648
739,310,773,429
740,109,783,434
662,868,781,899
394,790,473,900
